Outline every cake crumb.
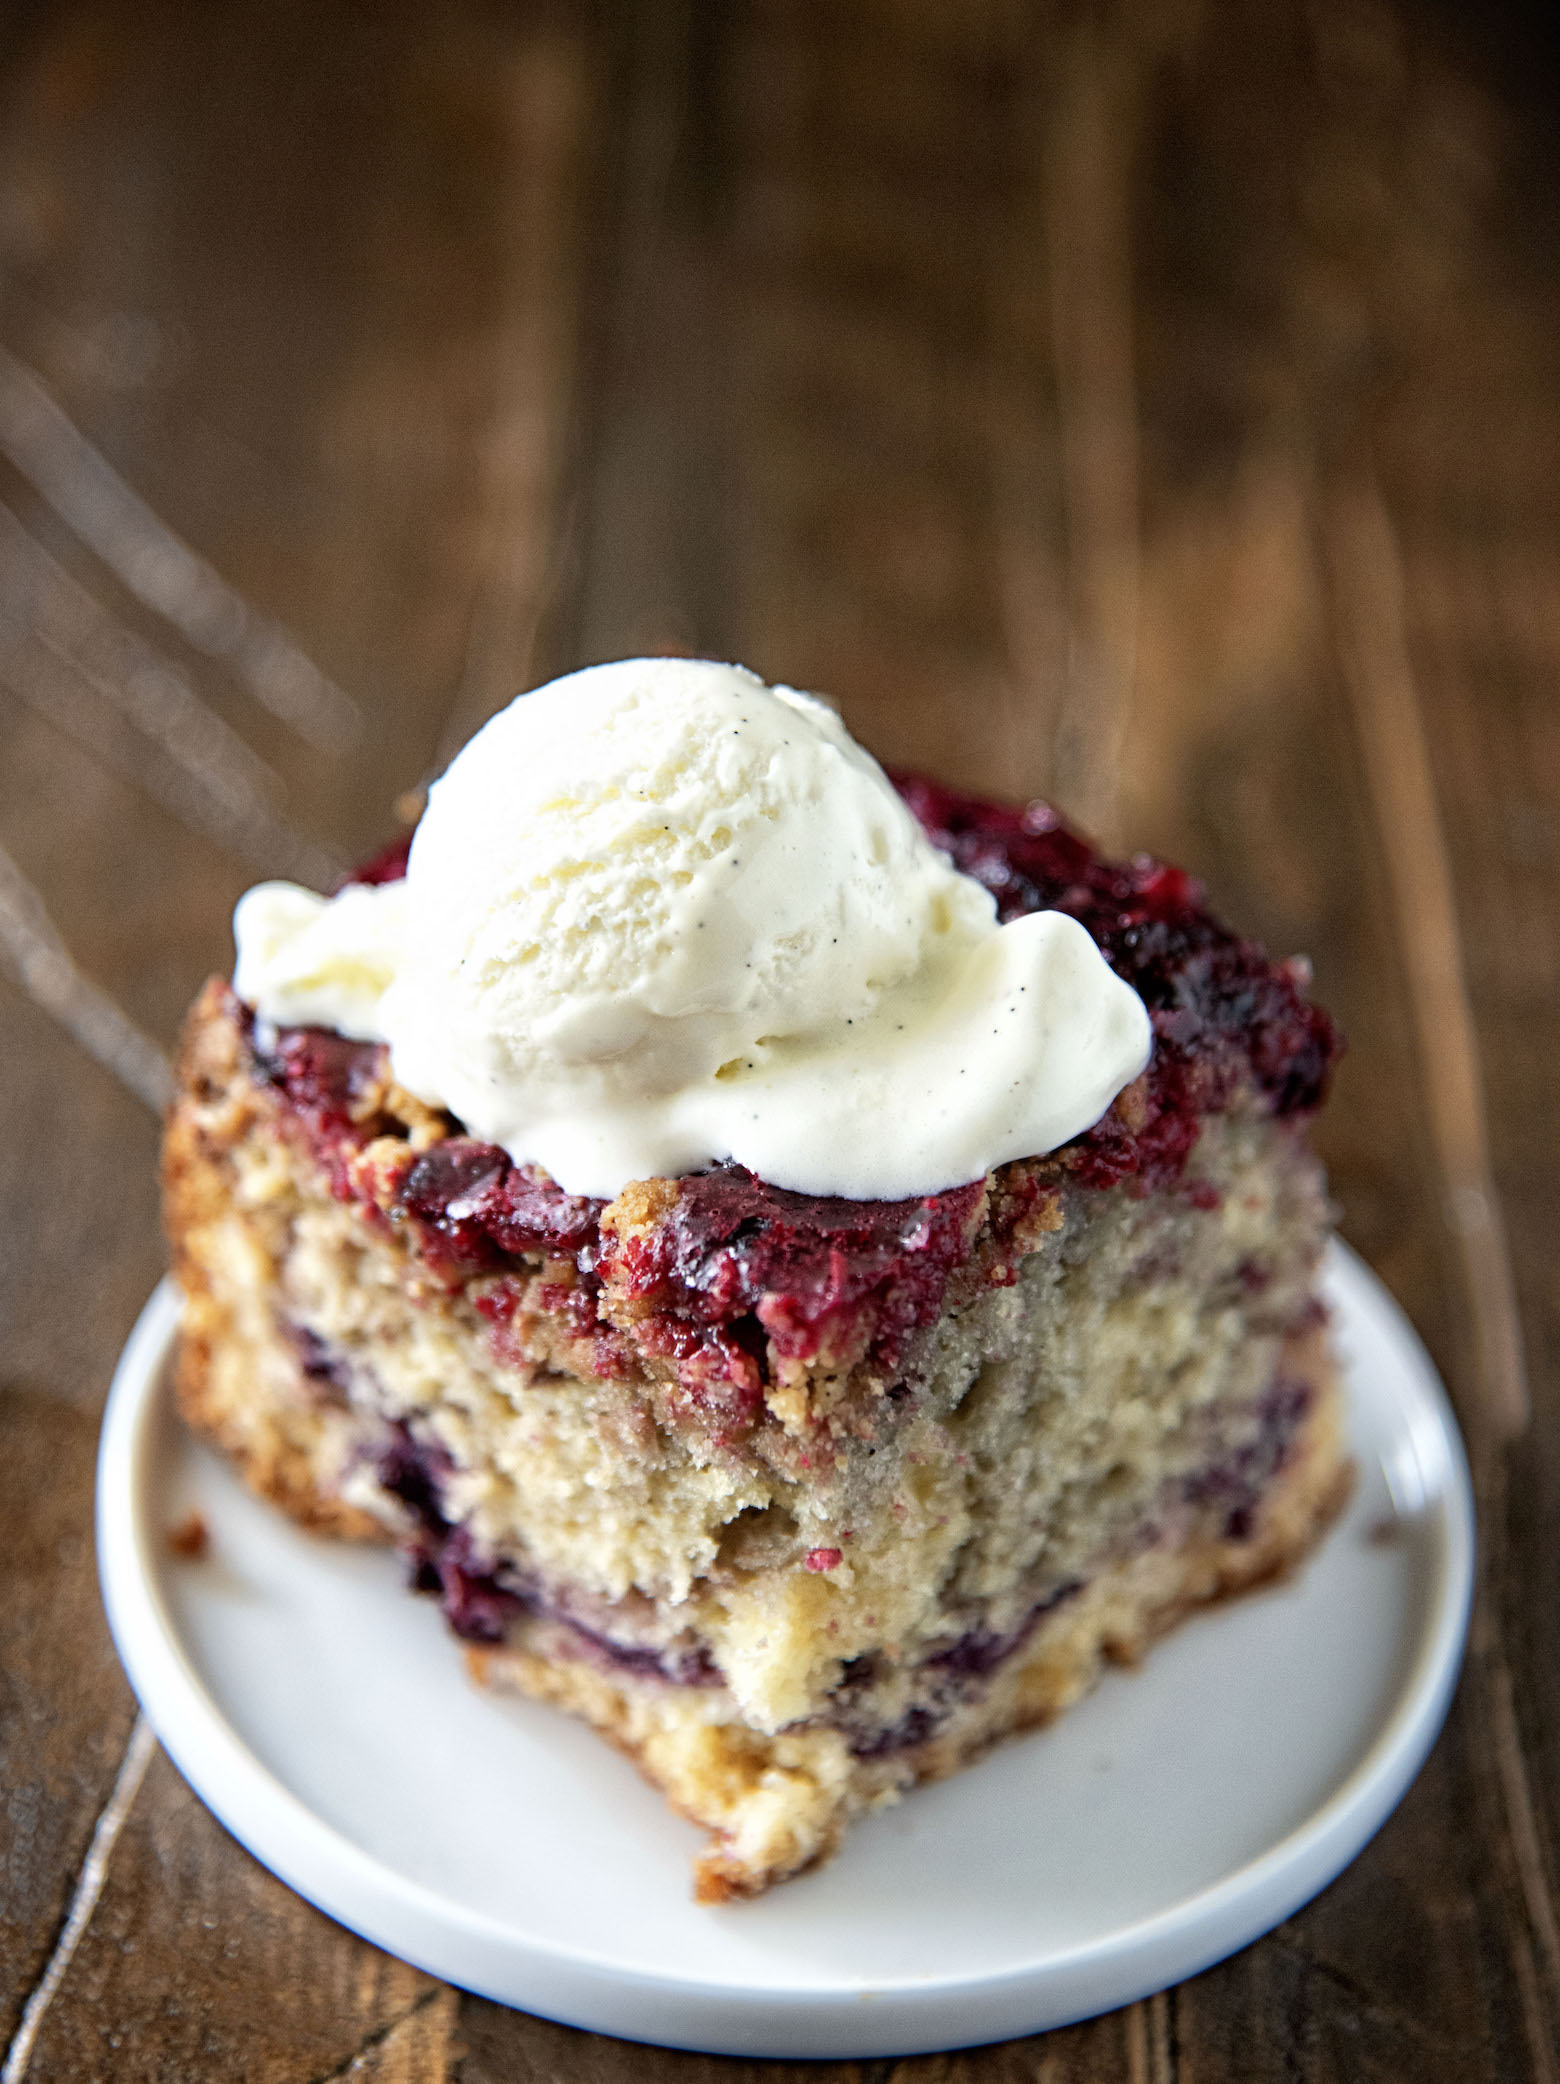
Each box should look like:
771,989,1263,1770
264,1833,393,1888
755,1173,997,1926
167,1510,210,1560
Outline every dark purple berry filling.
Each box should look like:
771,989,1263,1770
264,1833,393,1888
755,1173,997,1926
374,1422,720,1681
402,1137,601,1269
836,1579,1083,1758
1183,1374,1314,1541
284,1321,352,1406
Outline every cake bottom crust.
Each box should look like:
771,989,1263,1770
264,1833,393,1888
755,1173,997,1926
470,1343,1351,1903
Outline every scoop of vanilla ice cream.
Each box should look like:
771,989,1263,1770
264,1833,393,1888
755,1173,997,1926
234,659,1151,1198
384,659,991,1131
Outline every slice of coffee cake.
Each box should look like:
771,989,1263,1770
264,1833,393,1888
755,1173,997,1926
164,764,1346,1901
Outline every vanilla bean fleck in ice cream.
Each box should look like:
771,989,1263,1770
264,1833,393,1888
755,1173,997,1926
233,659,1151,1198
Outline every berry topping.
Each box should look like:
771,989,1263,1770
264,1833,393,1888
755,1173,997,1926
238,775,1341,1434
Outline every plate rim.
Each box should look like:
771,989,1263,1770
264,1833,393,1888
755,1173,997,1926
96,1242,1475,2058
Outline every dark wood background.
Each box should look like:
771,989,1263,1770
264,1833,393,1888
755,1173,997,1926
4,1,1560,2076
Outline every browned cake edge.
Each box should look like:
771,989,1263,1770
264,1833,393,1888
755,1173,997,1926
163,985,388,1542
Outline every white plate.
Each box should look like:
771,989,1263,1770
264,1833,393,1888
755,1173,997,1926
97,1243,1472,2059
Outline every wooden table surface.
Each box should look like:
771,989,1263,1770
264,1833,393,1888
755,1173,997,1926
4,1,1560,2076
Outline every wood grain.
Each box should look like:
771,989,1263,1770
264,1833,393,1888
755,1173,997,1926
3,0,1559,2077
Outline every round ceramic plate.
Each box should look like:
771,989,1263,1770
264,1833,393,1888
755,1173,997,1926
98,1243,1472,2060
